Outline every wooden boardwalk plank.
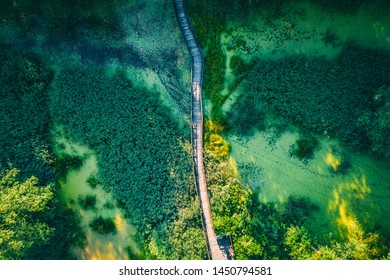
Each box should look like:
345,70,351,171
173,0,228,260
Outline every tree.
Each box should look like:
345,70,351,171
284,225,312,260
234,235,263,260
0,168,54,259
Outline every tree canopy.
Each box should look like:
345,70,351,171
0,168,54,260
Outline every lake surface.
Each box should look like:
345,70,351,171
229,130,390,241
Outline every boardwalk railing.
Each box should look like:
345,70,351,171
173,0,233,260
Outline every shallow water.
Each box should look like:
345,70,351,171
219,1,390,242
52,125,141,259
228,130,390,241
221,0,390,112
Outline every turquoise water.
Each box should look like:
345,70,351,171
229,130,390,241
214,0,390,242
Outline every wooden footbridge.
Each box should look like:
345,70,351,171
173,0,234,260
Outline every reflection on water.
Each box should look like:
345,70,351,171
53,126,141,259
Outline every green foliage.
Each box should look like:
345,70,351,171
0,168,54,259
205,143,390,260
232,44,390,157
0,46,82,259
233,235,264,260
0,44,54,185
248,200,289,259
167,201,208,260
284,221,389,260
344,221,388,260
284,225,313,260
0,168,84,260
50,66,201,258
0,0,128,44
205,149,266,259
89,216,116,235
78,195,97,211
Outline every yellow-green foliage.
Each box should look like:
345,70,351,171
284,220,389,260
206,134,230,159
205,119,224,135
284,226,312,260
0,168,54,260
204,120,230,159
204,149,263,259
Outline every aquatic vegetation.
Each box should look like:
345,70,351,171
291,135,318,160
86,174,101,189
0,45,54,183
187,0,228,120
204,120,230,159
357,85,390,159
324,145,351,174
1,0,390,261
228,55,257,94
50,66,205,259
0,46,82,259
282,196,319,226
90,216,117,235
232,44,390,157
78,195,97,211
206,134,230,159
54,154,85,176
205,146,319,259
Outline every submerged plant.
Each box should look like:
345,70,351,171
292,136,318,160
86,174,101,189
78,194,97,211
89,216,116,235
